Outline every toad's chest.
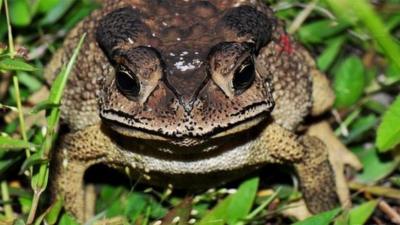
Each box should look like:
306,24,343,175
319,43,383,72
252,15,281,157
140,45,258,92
112,134,269,188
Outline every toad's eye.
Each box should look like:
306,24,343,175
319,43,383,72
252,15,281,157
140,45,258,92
232,57,255,95
116,66,141,100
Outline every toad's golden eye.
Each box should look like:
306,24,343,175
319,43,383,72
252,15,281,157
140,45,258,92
116,66,141,100
232,57,255,95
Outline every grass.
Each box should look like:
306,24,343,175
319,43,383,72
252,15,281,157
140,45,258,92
0,0,400,224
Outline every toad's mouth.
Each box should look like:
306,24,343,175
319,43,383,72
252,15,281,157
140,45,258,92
99,101,272,145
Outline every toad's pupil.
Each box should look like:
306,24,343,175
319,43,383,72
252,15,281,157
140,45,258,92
116,69,141,99
232,61,255,94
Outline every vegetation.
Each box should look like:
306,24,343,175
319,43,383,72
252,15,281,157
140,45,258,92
0,0,399,224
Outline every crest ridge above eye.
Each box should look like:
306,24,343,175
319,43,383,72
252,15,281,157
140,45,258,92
96,7,150,58
220,5,276,50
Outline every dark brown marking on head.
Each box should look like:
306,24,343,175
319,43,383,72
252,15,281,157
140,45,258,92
96,7,150,58
219,5,273,49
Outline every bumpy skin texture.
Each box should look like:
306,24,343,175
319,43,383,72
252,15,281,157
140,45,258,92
47,0,344,221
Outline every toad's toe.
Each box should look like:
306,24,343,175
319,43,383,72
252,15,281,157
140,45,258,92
281,200,312,221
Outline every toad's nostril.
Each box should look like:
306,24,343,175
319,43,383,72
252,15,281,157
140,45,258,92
178,95,194,113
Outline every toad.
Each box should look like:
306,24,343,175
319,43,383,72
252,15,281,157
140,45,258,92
45,0,361,221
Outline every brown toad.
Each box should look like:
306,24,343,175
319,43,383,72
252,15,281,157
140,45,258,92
45,0,361,221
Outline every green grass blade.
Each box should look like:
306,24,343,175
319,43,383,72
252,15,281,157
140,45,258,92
241,187,281,224
26,33,86,224
349,200,378,225
292,208,341,225
39,0,77,25
4,0,15,58
226,177,259,224
350,0,400,69
198,178,259,225
0,136,35,151
48,33,86,106
30,100,60,114
376,95,400,152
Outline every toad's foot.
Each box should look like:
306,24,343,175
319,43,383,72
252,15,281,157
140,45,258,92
307,121,362,208
282,200,311,221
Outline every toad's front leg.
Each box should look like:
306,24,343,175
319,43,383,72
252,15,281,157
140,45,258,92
51,124,127,222
253,123,339,213
295,135,339,212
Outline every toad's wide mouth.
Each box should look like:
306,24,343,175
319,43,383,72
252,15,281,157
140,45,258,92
99,101,271,145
